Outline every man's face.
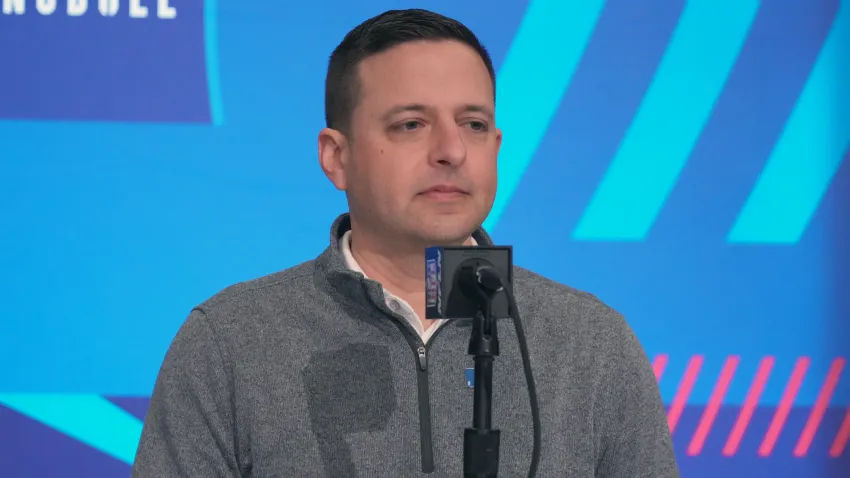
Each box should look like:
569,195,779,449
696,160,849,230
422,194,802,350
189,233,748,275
338,39,501,245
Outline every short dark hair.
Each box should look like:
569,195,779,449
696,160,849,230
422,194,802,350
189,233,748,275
325,9,496,135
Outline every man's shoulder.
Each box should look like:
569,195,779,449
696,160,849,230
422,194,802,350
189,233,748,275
511,265,637,344
512,265,621,320
513,265,655,384
193,258,320,319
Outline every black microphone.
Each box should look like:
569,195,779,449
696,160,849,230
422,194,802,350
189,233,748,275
425,245,540,478
425,245,513,321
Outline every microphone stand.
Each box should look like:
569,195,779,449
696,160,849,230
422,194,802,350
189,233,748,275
463,271,501,477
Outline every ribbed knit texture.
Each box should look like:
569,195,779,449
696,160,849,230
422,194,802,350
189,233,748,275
132,213,679,477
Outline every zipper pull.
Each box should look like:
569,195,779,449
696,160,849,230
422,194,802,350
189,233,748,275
417,346,428,371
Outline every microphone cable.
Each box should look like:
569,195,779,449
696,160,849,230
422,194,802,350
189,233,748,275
476,266,541,477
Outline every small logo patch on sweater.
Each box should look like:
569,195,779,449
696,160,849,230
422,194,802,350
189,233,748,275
465,368,474,388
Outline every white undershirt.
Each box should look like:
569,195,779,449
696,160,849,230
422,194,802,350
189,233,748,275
339,230,476,344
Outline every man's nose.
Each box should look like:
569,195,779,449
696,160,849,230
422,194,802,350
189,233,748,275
428,119,467,168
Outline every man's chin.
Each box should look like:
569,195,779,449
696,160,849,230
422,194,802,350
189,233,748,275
398,207,486,244
409,225,477,247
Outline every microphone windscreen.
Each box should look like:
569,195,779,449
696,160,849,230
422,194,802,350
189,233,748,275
425,246,513,320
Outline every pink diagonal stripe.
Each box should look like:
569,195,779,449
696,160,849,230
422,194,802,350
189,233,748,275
723,356,774,456
688,355,740,456
758,357,810,457
653,354,669,383
830,408,850,458
794,358,846,456
668,355,704,435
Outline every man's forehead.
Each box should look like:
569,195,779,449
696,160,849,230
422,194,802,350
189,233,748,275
358,40,489,81
354,42,494,111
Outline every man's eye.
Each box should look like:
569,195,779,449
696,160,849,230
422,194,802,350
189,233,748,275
397,120,422,131
467,121,489,132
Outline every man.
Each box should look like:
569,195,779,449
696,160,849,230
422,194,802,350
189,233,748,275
133,8,679,477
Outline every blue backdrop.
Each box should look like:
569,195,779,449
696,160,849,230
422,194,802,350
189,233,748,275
1,0,848,476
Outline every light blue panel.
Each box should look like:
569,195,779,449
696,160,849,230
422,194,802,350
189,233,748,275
205,0,224,126
573,0,760,241
0,394,143,464
483,0,606,231
728,4,850,244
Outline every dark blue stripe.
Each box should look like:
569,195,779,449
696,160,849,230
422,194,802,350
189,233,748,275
0,403,131,476
484,0,606,231
821,151,850,365
0,394,142,464
572,0,759,241
728,2,849,244
648,0,840,245
674,405,850,473
493,0,684,245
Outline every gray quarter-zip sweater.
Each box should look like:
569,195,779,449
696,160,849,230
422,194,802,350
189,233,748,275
133,214,679,477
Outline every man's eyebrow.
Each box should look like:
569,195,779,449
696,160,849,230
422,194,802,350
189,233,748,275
380,104,429,120
462,104,494,121
380,103,495,121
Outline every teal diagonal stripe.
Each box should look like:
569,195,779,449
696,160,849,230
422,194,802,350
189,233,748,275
728,4,850,244
0,394,143,464
483,0,606,232
572,0,760,241
205,0,224,126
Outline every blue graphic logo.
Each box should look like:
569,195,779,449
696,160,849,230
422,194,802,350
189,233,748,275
426,258,438,307
0,0,223,124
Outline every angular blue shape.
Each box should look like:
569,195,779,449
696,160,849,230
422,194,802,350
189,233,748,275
573,0,760,241
640,0,841,246
205,0,225,126
0,394,144,465
728,4,850,244
0,0,212,123
483,0,606,232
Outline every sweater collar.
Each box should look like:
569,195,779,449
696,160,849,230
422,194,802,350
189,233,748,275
315,213,495,307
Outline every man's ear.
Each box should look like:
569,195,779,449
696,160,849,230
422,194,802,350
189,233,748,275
318,128,349,191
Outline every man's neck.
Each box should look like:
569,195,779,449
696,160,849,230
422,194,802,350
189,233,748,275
349,231,432,299
347,223,473,319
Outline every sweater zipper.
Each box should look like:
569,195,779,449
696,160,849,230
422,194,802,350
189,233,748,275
399,322,451,474
414,344,433,473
